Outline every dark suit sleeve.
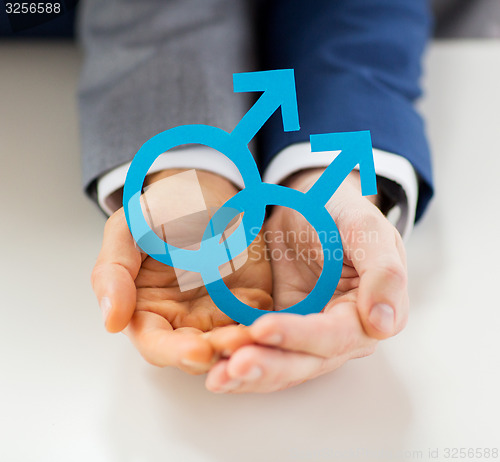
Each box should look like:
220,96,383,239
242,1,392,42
258,0,434,221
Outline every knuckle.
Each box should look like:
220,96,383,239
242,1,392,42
343,209,380,237
333,208,384,250
90,262,114,289
337,330,359,357
354,342,378,359
90,264,105,288
142,355,160,367
324,343,339,358
244,345,266,364
233,345,264,368
140,349,164,368
318,356,343,376
139,340,173,369
378,261,407,287
105,208,125,231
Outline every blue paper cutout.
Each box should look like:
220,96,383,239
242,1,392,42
123,69,376,325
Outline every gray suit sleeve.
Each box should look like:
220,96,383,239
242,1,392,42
77,0,256,199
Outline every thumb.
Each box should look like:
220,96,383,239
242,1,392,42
91,209,142,333
343,210,409,340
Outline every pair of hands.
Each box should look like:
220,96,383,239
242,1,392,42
91,168,408,393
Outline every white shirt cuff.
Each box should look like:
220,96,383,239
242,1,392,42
262,142,418,240
97,142,418,241
97,146,245,216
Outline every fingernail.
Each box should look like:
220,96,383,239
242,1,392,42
100,297,111,324
214,379,241,393
369,303,395,334
240,366,262,381
262,333,283,345
181,359,208,370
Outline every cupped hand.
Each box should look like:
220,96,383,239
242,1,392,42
91,169,273,374
205,170,408,392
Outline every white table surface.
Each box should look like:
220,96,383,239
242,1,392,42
1,40,499,462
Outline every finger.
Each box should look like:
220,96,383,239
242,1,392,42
205,359,232,391
206,345,332,394
343,211,409,339
204,325,253,357
126,310,215,374
249,301,377,359
91,209,143,333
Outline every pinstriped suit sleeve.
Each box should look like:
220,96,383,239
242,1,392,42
77,0,256,203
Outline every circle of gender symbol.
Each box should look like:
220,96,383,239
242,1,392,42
123,70,376,325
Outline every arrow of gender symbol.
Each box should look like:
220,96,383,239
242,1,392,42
123,69,377,325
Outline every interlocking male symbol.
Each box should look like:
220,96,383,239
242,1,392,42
123,69,377,325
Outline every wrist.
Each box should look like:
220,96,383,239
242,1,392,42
145,168,238,207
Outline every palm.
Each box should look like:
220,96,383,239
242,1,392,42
133,171,273,334
134,239,272,333
265,208,359,312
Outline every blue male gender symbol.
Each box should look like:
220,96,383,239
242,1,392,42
123,69,377,325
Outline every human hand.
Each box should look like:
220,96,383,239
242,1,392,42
91,169,272,374
205,170,408,392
